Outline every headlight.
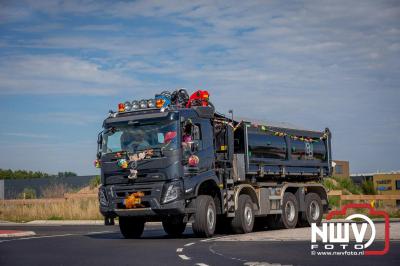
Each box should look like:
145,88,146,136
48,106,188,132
99,189,108,206
162,181,183,204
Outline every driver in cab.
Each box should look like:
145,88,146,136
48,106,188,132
121,130,151,153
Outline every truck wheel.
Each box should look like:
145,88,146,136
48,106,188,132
162,218,187,237
281,192,299,229
119,216,145,239
302,193,323,226
192,195,216,237
266,214,283,230
231,194,254,234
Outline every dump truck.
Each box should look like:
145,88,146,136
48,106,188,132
96,89,332,238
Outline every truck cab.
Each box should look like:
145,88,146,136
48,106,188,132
97,105,224,237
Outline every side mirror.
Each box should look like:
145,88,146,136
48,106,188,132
182,140,200,155
97,133,103,145
97,131,103,157
188,140,200,152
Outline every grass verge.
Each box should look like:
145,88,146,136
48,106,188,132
0,198,102,222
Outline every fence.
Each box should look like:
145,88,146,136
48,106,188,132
3,190,399,207
0,192,98,205
327,190,400,208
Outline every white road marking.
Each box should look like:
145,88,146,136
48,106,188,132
195,263,209,266
200,235,230,242
176,248,183,252
87,231,115,235
208,242,246,262
178,254,191,260
0,233,74,243
184,242,195,246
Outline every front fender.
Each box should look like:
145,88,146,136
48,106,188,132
183,170,220,198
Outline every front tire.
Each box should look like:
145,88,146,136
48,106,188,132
119,216,145,239
281,192,299,229
192,195,216,237
231,194,254,234
162,217,187,237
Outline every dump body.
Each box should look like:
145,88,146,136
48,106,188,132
232,121,332,181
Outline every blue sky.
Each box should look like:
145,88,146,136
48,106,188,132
0,0,399,175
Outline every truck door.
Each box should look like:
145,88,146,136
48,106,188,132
215,122,233,163
183,118,214,174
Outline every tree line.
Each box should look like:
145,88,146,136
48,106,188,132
0,169,77,180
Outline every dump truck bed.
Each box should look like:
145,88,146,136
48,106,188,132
231,118,332,181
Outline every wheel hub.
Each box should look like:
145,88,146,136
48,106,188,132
309,200,320,221
207,206,215,230
244,205,253,225
285,201,295,222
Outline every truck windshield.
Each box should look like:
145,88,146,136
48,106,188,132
102,119,178,154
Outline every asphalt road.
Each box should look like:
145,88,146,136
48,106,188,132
0,223,399,266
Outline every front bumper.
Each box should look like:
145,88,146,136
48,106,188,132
99,183,189,218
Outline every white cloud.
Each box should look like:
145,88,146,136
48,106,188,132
0,0,399,173
1,132,52,139
0,55,138,95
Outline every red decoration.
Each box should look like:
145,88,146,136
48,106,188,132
186,90,210,108
188,155,200,167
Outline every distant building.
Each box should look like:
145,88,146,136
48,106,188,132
332,160,350,178
351,172,400,208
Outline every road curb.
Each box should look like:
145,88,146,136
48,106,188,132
26,220,106,225
0,220,166,226
0,230,36,238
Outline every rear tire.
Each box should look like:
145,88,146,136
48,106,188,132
162,217,186,237
281,192,299,229
192,195,216,237
231,194,254,234
119,216,145,239
301,193,323,226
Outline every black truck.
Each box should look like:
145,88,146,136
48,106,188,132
96,90,331,238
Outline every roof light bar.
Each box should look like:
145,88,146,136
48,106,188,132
117,98,158,113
